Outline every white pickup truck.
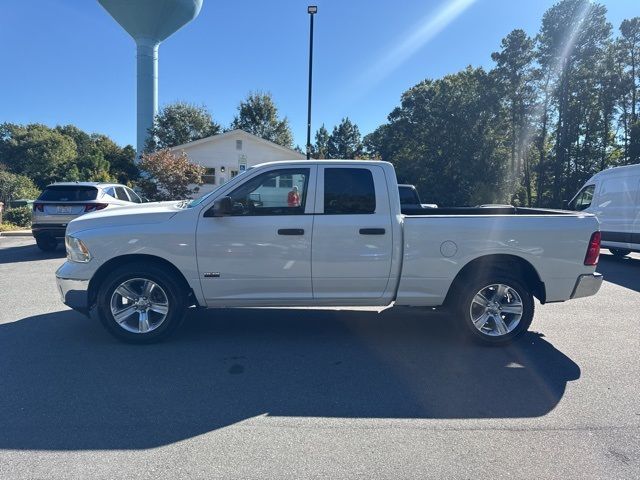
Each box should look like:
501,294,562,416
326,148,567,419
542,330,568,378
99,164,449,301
56,160,603,345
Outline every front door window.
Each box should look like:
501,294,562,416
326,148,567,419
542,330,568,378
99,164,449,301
228,168,309,215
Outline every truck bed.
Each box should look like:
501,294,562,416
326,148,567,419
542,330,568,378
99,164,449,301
395,210,599,306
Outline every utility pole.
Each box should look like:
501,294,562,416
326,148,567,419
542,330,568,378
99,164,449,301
306,6,317,160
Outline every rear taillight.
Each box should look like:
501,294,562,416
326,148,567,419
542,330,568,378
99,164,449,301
84,203,108,212
584,231,601,266
33,203,43,212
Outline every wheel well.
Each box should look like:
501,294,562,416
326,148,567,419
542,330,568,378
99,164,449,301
87,254,198,308
444,254,546,305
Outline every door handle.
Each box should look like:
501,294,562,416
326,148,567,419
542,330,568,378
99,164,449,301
278,228,305,235
359,228,386,235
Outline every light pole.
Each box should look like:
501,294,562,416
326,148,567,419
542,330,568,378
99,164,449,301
306,5,317,160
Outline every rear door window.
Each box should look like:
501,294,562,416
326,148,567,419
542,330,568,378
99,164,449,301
38,186,98,202
114,187,130,201
324,168,376,214
125,187,142,203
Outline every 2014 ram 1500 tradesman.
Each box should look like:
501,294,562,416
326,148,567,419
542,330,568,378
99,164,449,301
56,160,603,344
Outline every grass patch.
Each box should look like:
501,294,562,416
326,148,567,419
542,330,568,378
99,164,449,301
0,222,27,232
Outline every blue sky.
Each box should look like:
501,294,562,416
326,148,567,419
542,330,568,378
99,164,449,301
0,0,636,149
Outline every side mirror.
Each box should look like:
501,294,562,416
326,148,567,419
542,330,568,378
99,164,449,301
206,196,232,217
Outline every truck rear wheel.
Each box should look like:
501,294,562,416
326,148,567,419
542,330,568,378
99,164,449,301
96,263,187,343
453,272,534,345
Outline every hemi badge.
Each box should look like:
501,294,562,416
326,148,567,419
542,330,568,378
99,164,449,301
204,272,220,278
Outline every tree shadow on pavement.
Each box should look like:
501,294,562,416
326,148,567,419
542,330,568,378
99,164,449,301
0,306,580,450
597,252,640,293
0,241,65,265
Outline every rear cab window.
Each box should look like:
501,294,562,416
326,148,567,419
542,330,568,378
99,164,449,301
38,186,98,202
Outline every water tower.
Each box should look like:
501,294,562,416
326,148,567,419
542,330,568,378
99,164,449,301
98,0,203,157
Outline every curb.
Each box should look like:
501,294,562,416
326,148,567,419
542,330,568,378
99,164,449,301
0,230,32,237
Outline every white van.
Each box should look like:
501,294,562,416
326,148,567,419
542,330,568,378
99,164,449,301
568,164,640,257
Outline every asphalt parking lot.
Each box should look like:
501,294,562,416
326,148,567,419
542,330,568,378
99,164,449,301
0,236,638,479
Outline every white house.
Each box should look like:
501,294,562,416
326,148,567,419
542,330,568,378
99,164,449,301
170,129,306,196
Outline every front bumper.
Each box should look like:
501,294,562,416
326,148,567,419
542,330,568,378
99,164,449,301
56,275,90,315
570,273,603,299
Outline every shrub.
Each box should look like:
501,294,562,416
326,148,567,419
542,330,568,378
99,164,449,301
3,206,32,227
138,149,205,201
0,170,40,205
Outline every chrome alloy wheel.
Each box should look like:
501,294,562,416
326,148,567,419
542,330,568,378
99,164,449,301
469,283,524,337
109,278,169,334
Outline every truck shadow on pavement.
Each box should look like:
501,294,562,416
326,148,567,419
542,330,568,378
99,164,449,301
597,253,640,292
0,242,65,264
0,306,580,450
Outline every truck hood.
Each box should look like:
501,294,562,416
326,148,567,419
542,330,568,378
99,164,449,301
66,201,181,235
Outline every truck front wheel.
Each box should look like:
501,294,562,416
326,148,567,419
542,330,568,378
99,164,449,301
453,272,534,345
96,263,187,343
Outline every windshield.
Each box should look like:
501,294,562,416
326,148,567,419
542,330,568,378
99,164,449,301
187,167,253,208
186,184,225,208
567,184,595,211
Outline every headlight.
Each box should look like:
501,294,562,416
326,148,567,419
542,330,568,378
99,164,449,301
65,235,92,263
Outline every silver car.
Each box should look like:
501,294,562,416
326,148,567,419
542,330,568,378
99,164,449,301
32,182,143,251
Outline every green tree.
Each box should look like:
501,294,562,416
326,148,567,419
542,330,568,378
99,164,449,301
327,118,364,159
0,170,40,204
537,0,612,205
368,67,509,206
92,135,138,184
53,125,137,182
491,29,536,204
0,123,136,187
312,124,330,159
363,124,390,159
145,102,221,152
231,92,293,148
0,123,77,188
596,42,624,170
618,18,640,163
138,149,205,201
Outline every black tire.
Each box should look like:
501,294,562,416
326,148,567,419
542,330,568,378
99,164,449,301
452,271,534,346
609,248,630,258
35,235,57,252
96,262,187,343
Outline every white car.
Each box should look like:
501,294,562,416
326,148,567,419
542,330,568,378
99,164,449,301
32,182,143,251
568,163,640,256
56,160,602,345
